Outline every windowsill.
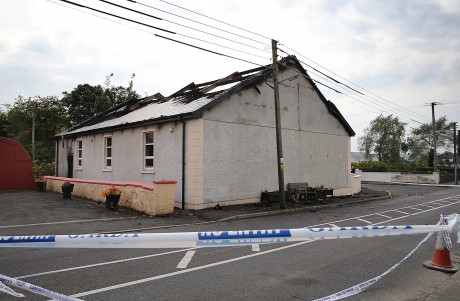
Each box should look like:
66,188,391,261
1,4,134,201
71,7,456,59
75,167,82,171
102,168,113,172
141,170,155,174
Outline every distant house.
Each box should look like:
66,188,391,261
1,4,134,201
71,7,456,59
351,152,378,163
56,56,357,209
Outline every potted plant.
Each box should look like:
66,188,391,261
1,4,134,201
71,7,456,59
101,186,122,210
32,161,55,193
35,176,47,192
61,181,74,199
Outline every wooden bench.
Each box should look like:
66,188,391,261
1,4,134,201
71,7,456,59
287,182,317,202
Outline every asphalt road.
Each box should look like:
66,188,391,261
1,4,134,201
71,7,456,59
1,183,460,301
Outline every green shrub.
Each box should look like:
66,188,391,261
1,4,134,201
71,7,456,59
32,161,55,177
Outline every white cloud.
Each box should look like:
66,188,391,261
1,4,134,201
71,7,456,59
0,0,459,151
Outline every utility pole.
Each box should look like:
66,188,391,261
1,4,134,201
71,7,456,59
457,129,460,185
271,39,286,209
454,122,458,185
431,102,438,171
32,111,36,161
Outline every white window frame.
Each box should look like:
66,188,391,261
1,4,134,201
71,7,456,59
76,140,83,169
104,135,113,171
142,130,154,173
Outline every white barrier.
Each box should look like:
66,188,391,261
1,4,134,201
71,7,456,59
2,214,459,301
1,214,459,249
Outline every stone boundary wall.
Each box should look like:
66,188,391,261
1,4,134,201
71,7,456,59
43,176,176,216
358,171,440,184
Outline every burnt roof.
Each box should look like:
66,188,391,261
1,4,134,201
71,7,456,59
59,56,355,137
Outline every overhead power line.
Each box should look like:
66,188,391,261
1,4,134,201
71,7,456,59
53,0,431,125
281,44,430,122
154,35,264,66
58,0,175,34
127,0,270,47
277,60,427,124
157,0,272,41
53,0,270,64
96,0,270,53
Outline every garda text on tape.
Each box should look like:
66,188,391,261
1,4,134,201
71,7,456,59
1,213,459,249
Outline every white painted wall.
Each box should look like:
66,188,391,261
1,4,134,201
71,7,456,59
202,67,353,205
57,121,184,202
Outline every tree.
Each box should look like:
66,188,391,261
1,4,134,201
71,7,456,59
358,114,407,163
62,73,139,126
0,108,10,137
407,116,453,160
5,96,70,162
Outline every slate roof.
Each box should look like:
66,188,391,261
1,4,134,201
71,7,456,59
59,56,355,138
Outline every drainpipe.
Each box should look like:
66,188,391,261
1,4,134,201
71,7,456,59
181,118,186,210
55,140,59,176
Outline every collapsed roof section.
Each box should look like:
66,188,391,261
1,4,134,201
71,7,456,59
59,56,355,138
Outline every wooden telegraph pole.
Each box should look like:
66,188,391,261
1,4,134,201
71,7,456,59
271,39,286,209
454,122,458,185
431,102,438,171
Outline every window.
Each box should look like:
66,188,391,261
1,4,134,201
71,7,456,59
143,131,154,171
104,136,112,169
76,140,83,168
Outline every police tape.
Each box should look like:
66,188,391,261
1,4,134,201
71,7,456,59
1,215,459,301
0,280,25,298
313,215,447,301
1,214,459,249
0,273,83,300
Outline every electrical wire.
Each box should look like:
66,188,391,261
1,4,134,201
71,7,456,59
281,44,431,122
154,35,264,67
280,57,428,123
127,0,270,47
53,0,269,65
58,0,175,34
49,0,434,126
279,47,431,123
157,0,272,41
97,0,270,53
277,60,426,124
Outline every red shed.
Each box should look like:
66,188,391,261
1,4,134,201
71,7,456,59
0,137,35,190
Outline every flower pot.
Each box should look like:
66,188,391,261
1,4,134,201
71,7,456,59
105,194,121,210
36,182,46,192
61,182,74,199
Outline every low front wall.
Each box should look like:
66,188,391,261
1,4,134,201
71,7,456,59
44,177,176,216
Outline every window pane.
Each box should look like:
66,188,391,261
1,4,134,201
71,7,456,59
145,159,153,168
78,150,82,157
106,137,112,147
106,159,111,167
107,148,112,157
145,145,153,156
145,132,153,144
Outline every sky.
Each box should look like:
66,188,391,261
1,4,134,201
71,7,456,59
1,0,459,151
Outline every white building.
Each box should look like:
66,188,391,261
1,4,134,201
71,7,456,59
56,56,358,209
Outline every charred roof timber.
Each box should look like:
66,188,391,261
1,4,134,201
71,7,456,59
57,56,355,138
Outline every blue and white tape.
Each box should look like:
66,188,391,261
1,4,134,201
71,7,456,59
0,215,458,249
0,281,25,298
313,215,449,301
0,274,83,300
